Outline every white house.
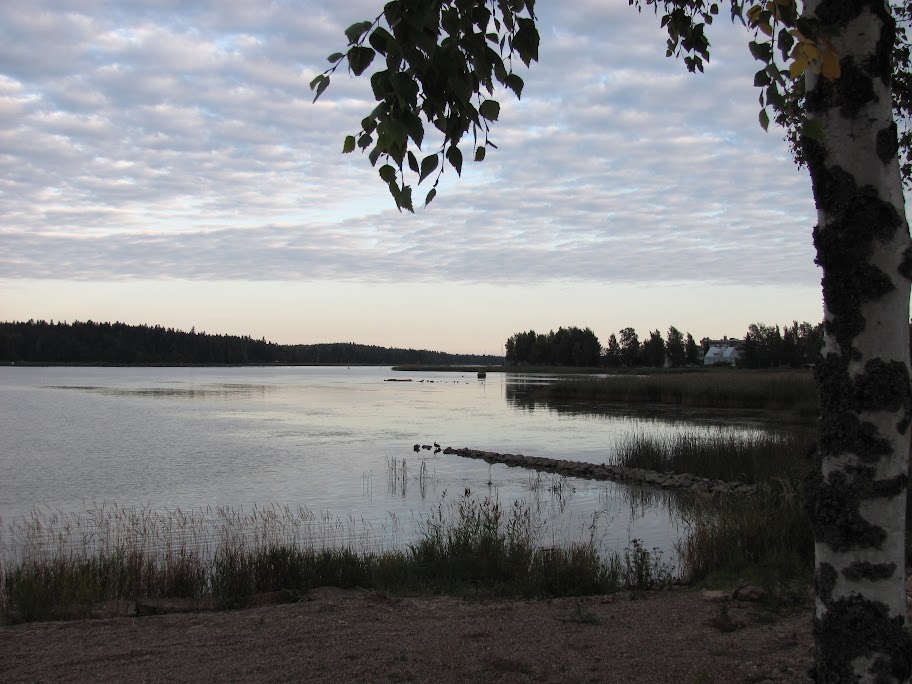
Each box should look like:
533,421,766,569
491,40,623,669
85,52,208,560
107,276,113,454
703,345,741,366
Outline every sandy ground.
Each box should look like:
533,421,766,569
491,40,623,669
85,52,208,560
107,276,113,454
1,587,814,683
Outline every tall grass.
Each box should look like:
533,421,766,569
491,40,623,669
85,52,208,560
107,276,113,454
676,479,814,587
0,495,675,624
529,369,817,416
614,428,813,484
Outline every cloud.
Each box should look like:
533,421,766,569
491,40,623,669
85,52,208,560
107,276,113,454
1,0,820,290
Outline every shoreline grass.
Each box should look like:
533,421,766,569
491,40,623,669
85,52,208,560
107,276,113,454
0,496,676,624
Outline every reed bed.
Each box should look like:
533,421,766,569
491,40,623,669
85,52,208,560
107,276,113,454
0,495,675,624
676,479,814,587
613,428,813,484
532,369,817,415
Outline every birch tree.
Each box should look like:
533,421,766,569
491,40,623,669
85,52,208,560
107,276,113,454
313,1,912,679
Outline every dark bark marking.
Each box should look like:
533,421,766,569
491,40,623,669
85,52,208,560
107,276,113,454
899,246,912,281
814,595,912,682
806,468,888,551
871,7,898,84
817,356,894,459
855,359,912,412
842,560,897,581
871,472,908,498
877,123,899,164
817,561,838,603
810,171,902,353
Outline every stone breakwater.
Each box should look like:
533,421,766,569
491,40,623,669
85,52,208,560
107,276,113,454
441,447,755,495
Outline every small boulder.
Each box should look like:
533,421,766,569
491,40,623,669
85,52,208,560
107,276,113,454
733,585,766,602
701,590,730,603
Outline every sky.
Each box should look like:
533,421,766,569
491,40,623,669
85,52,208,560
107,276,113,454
0,0,836,354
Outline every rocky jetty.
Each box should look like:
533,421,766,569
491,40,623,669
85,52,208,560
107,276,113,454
441,447,755,495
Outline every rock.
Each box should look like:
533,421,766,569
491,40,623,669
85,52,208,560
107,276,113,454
135,596,216,616
734,585,766,602
701,590,730,603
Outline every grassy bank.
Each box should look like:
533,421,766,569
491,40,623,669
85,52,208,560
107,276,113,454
528,369,817,415
0,497,675,624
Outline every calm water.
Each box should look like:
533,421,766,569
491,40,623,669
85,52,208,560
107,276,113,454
0,366,769,557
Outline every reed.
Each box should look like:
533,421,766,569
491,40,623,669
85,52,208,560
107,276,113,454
675,478,814,588
613,428,813,484
0,496,672,624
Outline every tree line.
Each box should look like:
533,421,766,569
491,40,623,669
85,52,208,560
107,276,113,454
0,320,502,366
505,322,826,369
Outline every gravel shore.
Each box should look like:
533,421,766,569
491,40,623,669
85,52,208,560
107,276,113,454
1,587,814,683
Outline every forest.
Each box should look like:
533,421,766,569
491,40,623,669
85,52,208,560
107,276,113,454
505,322,825,369
0,320,501,366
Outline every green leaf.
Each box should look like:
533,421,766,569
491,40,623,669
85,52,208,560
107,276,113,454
379,164,398,183
327,53,344,63
369,27,395,56
342,135,356,154
311,75,330,103
344,21,373,45
368,145,382,166
404,113,424,148
424,188,437,206
348,47,375,76
512,17,540,66
387,180,401,208
370,70,392,100
759,108,770,131
803,118,825,142
748,40,773,63
378,117,408,150
753,69,771,87
777,29,795,62
358,134,373,149
504,74,524,99
399,184,414,213
407,151,419,174
479,99,501,122
446,145,463,176
475,146,486,162
419,154,438,183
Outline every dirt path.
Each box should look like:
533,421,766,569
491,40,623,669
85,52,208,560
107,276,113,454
1,588,813,683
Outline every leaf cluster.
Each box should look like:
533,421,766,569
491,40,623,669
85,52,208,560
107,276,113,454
311,0,540,212
315,0,912,207
630,0,720,73
772,0,912,188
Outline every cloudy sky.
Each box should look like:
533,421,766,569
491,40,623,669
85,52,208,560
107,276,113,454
1,0,834,354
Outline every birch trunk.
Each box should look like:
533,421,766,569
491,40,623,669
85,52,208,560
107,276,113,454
802,0,912,680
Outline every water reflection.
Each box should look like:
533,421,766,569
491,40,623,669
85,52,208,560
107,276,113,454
1,366,779,562
504,382,798,430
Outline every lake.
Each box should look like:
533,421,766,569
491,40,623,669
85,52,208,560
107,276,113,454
0,366,772,560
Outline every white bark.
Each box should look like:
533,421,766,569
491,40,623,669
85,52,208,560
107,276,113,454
804,0,912,680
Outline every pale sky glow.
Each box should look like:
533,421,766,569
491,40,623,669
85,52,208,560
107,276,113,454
0,0,834,354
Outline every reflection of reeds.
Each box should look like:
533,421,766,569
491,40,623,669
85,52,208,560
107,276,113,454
386,457,408,496
386,458,437,500
613,428,812,484
507,369,817,417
